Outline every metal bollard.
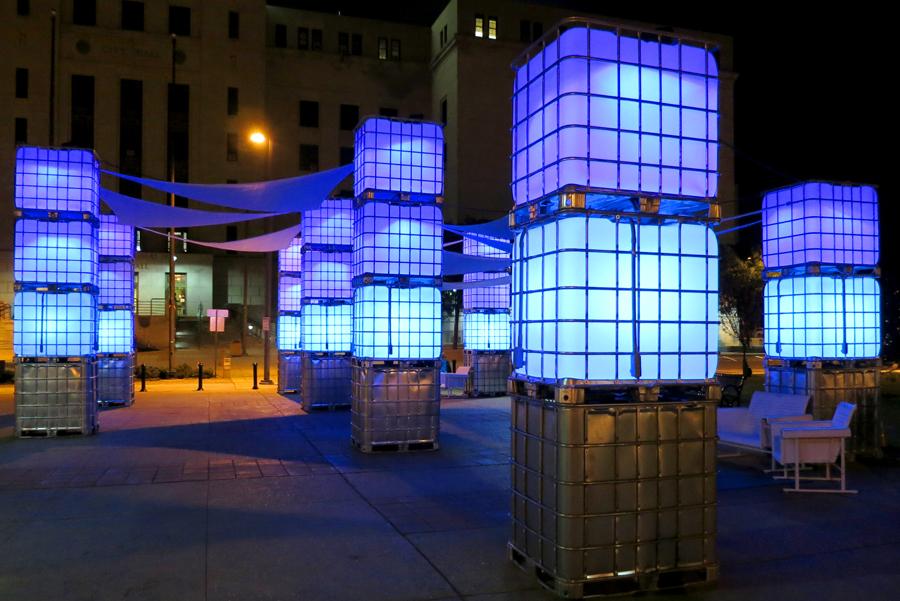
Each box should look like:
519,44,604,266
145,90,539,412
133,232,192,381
197,362,204,391
252,362,259,390
140,364,147,392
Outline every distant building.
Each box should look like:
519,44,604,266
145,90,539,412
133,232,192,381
1,0,734,356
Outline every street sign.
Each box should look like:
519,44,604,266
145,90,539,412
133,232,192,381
207,309,229,333
262,316,270,332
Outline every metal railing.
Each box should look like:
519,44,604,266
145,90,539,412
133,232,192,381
135,298,167,316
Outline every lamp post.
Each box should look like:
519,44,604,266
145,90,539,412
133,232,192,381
167,33,178,375
249,130,274,384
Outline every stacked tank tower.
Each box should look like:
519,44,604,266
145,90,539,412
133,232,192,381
277,236,303,393
350,117,445,452
13,147,100,436
506,20,721,595
97,213,136,406
761,182,882,457
297,197,354,410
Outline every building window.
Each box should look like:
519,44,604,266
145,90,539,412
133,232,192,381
15,68,28,99
73,0,96,26
532,21,543,41
121,1,144,31
228,11,239,39
299,100,319,127
17,0,30,16
390,39,401,60
439,28,444,48
311,28,322,50
119,79,143,198
298,27,309,50
488,16,497,40
378,37,387,60
15,118,27,144
299,144,319,172
339,104,359,131
351,33,362,56
338,32,349,55
71,74,95,148
520,20,530,43
339,146,354,166
379,107,398,117
226,133,238,161
409,113,424,120
474,14,483,38
169,5,191,36
227,87,238,116
226,225,237,241
440,97,447,125
441,24,448,47
274,24,287,48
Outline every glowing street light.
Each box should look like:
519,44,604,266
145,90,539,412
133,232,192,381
249,131,267,145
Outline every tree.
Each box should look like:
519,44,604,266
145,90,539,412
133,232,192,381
719,245,764,376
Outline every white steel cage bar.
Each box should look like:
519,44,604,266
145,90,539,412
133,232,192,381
14,219,99,286
97,309,134,355
301,250,352,300
301,198,354,248
762,182,878,269
511,215,718,383
463,311,512,352
353,285,442,360
99,261,134,307
99,213,135,258
511,19,719,205
352,201,442,279
763,275,881,360
13,291,97,357
301,303,353,353
463,236,511,310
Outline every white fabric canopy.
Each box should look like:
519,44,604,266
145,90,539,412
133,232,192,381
102,188,278,227
141,223,301,253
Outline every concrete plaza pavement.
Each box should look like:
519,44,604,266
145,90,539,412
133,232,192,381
1,379,899,601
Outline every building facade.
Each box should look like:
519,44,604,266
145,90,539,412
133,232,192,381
1,0,735,357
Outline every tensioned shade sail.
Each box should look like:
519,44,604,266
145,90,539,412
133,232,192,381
102,163,353,213
442,250,510,276
142,223,301,253
443,216,513,240
101,188,279,227
442,275,511,291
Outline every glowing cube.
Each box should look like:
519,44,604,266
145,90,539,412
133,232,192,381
15,147,100,214
278,237,303,274
762,182,878,269
13,291,97,357
512,22,719,204
277,314,302,352
278,275,303,312
97,309,134,354
301,198,353,247
301,251,352,300
463,237,510,310
99,262,134,306
512,216,719,382
99,214,135,258
353,201,442,278
352,285,441,360
301,303,352,352
764,275,880,359
14,219,98,286
464,312,511,351
354,118,444,197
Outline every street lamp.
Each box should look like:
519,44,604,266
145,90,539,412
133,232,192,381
249,129,274,385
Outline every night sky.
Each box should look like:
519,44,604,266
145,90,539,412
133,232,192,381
273,1,894,355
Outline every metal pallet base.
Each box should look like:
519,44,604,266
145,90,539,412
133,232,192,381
508,377,714,404
18,424,99,437
508,544,717,598
351,438,439,454
305,402,351,412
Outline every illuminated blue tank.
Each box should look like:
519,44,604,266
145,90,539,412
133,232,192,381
511,22,719,205
462,237,511,353
276,236,303,353
354,119,443,198
762,182,878,269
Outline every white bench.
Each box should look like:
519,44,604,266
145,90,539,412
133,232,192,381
718,391,811,453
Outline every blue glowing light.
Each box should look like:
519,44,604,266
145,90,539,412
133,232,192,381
277,314,302,352
352,285,441,360
763,275,880,359
13,291,97,357
354,118,444,197
462,237,510,310
278,236,303,274
762,182,878,269
353,202,442,278
511,217,718,381
97,309,134,354
301,198,353,247
99,214,135,258
301,303,353,352
464,312,511,351
512,23,719,204
14,219,98,286
302,251,352,299
15,147,100,214
99,262,134,306
278,275,303,313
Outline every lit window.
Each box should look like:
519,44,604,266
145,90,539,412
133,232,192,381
378,37,387,60
390,38,401,60
488,16,497,40
474,14,483,38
